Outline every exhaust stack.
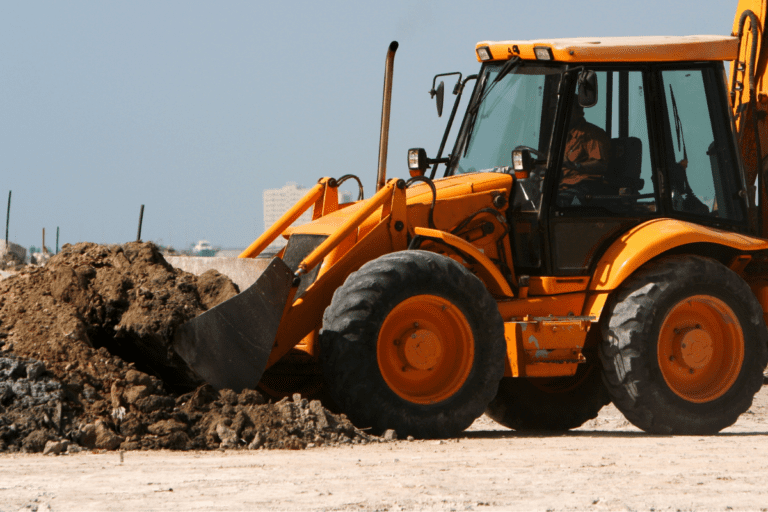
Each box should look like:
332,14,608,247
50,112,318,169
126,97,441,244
376,41,399,192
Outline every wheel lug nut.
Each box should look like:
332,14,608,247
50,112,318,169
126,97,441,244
689,368,695,374
681,343,687,349
669,355,675,361
674,328,680,335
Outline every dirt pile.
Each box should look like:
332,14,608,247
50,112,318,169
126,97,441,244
0,242,377,453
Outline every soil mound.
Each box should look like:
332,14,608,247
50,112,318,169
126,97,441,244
0,242,377,453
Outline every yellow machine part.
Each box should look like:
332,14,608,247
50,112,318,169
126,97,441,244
730,0,768,235
475,36,737,64
237,8,768,383
503,318,589,378
263,173,517,367
589,218,768,292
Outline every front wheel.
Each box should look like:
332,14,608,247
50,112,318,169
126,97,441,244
320,251,506,439
600,255,768,434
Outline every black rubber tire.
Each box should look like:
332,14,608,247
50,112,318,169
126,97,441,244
486,361,610,431
600,255,768,434
319,250,506,439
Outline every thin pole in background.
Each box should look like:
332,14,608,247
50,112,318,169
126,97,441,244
137,204,145,242
5,191,10,244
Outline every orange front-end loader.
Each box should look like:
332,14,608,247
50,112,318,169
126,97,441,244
173,2,768,438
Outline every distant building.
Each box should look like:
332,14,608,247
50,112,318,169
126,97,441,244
263,183,353,253
263,182,313,253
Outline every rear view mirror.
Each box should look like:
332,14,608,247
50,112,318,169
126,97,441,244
433,81,445,117
578,70,598,108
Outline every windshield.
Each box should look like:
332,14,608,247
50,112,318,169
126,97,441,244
451,62,563,175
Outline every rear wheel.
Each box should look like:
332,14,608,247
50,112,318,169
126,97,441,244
486,361,610,431
320,250,506,438
600,255,767,434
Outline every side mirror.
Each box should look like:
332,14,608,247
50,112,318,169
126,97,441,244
430,81,445,117
578,70,598,108
408,148,429,177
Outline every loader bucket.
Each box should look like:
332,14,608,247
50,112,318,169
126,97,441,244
172,257,293,392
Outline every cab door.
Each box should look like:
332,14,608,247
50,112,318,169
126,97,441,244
547,67,660,276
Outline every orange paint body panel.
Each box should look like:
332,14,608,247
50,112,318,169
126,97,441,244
266,220,395,368
477,36,738,63
497,293,587,320
503,319,590,378
528,276,589,296
590,219,768,292
413,227,514,297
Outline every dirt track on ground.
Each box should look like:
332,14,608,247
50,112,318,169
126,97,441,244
2,386,768,512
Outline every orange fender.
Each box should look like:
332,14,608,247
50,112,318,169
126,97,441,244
413,227,515,298
590,219,768,292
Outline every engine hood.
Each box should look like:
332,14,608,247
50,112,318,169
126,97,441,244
285,172,514,238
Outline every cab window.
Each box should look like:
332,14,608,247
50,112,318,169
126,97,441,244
660,68,745,222
555,69,656,216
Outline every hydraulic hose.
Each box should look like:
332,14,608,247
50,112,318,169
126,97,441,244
405,175,437,229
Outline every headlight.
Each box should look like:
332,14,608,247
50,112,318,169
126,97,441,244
512,151,525,171
512,149,535,173
408,148,426,171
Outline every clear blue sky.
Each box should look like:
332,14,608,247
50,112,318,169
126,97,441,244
0,0,738,251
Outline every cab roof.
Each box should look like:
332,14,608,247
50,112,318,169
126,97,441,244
475,35,738,63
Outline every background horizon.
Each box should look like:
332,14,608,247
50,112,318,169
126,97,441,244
1,0,739,252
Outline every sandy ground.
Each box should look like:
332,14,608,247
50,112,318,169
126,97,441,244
3,387,768,512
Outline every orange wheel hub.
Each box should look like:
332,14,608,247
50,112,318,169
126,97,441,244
377,295,474,405
657,295,744,403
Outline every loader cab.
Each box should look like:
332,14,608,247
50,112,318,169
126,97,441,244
447,39,750,277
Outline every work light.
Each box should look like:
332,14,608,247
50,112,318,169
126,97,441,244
408,148,428,172
476,46,492,61
533,46,554,60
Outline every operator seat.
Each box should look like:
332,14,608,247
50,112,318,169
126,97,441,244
609,136,643,194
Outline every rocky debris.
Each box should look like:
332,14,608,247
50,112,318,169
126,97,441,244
43,439,69,456
0,252,24,271
0,356,65,453
0,242,383,453
383,429,398,441
0,241,26,271
30,251,51,267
